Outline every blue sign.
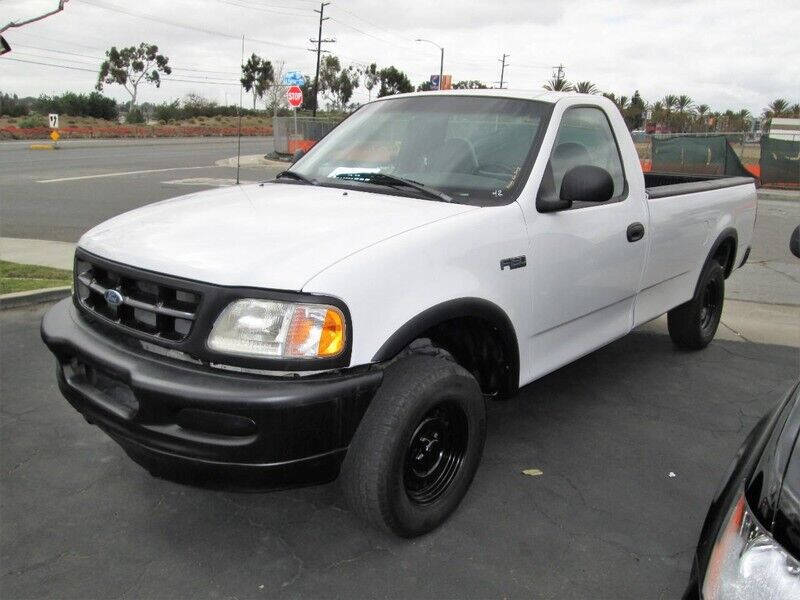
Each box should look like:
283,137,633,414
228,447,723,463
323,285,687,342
429,74,440,90
282,71,306,86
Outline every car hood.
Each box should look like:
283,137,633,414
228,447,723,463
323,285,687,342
78,183,476,291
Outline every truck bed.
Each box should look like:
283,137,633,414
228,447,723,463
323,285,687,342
645,172,755,199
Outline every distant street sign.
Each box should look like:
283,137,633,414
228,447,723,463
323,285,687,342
286,85,303,108
50,130,60,142
282,71,306,86
429,74,440,90
48,113,59,129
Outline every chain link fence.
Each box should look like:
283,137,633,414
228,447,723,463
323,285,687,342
272,116,342,155
633,132,799,188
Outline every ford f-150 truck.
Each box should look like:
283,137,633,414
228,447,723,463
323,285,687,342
42,90,757,537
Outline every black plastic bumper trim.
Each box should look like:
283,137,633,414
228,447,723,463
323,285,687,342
41,299,382,488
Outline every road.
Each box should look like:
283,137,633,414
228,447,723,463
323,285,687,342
0,137,281,242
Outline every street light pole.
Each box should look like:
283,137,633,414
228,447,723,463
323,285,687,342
416,38,444,90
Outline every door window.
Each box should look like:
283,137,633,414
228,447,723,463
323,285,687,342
538,107,626,205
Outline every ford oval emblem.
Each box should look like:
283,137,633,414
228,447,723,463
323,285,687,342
104,289,124,307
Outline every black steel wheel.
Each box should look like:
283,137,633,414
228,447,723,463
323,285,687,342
404,402,468,505
668,261,725,350
341,353,486,537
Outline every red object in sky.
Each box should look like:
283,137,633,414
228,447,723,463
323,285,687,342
286,85,303,108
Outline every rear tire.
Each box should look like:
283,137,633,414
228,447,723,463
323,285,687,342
668,261,725,350
341,354,485,537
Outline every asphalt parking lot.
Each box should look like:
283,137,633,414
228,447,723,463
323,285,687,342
2,304,797,599
1,138,799,598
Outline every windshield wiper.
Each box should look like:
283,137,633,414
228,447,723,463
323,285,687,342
275,170,317,185
336,172,452,203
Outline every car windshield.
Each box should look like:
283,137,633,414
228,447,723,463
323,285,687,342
290,95,552,205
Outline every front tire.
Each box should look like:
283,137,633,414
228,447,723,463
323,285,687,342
341,354,485,537
668,261,725,349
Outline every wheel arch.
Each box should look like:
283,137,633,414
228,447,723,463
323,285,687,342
372,297,520,399
706,227,738,280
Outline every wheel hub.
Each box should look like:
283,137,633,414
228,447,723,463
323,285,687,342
700,279,719,330
404,402,468,505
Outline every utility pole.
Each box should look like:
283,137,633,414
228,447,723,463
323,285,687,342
310,2,334,117
497,53,509,89
553,63,565,81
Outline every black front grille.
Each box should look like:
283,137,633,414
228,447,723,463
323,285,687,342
75,256,201,341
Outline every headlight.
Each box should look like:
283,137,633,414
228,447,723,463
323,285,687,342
703,493,800,599
207,299,345,359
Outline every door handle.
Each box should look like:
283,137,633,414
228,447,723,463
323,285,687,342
627,222,645,242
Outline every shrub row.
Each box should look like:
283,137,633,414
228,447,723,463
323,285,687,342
0,125,273,140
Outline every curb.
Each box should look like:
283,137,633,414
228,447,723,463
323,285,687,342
757,190,800,202
0,286,71,310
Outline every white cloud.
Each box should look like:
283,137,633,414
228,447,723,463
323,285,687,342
1,0,798,114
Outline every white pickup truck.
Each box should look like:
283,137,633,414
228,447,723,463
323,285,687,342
42,90,757,537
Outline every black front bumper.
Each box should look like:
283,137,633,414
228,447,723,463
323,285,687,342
41,299,382,489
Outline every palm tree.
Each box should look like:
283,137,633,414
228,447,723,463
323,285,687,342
791,103,800,118
662,94,678,130
735,109,752,131
543,75,572,92
694,104,710,132
763,98,789,119
674,95,694,132
676,94,694,114
574,80,598,94
663,94,678,115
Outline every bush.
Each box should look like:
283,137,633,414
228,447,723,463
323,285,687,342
17,114,46,128
0,93,30,117
32,92,118,120
153,100,182,123
126,107,145,124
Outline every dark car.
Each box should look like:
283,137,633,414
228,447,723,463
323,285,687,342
685,379,800,598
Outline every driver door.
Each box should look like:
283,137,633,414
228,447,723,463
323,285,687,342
526,106,648,380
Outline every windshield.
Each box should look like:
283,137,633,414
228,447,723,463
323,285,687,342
290,96,552,205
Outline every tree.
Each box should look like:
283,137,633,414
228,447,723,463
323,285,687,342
574,81,598,94
624,90,646,129
378,66,413,97
362,63,379,101
676,94,694,114
264,62,285,117
790,103,800,118
417,81,434,92
763,98,789,119
318,55,359,109
1,0,68,35
240,53,275,110
452,80,488,89
96,43,171,111
695,104,710,131
543,75,572,91
299,75,316,111
734,109,752,131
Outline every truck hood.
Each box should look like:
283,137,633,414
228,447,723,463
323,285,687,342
79,183,476,291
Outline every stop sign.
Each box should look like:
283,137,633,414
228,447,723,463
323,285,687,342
286,85,303,108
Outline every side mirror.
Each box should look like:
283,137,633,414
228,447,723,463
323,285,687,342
560,165,614,204
292,149,306,164
791,225,800,258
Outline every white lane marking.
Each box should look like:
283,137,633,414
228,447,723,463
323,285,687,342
36,165,213,183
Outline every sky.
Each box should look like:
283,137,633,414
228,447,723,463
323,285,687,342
2,0,799,114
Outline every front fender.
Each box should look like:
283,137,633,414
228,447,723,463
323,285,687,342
302,203,532,383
